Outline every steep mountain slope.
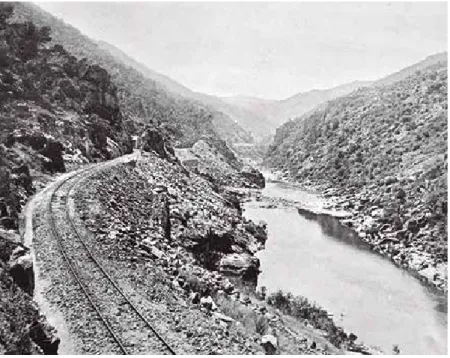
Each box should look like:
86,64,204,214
83,36,371,142
276,81,373,122
95,39,254,145
265,60,448,289
0,3,133,353
193,93,272,140
12,2,253,147
0,4,132,231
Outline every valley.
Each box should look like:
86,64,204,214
0,2,447,356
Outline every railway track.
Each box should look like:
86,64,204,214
47,164,176,355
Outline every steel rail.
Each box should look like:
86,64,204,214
48,170,129,354
65,168,177,355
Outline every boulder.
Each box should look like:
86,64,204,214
240,166,266,189
405,219,419,234
28,318,60,354
213,312,235,324
8,246,34,295
200,295,217,311
141,128,174,160
219,253,260,283
261,334,277,355
139,239,165,260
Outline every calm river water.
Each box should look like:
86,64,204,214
243,181,447,355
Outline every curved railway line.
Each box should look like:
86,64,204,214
46,163,176,355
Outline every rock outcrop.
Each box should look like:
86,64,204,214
219,253,260,283
140,127,175,160
0,3,132,229
8,245,34,295
0,232,59,354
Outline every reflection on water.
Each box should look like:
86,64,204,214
243,182,448,355
298,208,371,250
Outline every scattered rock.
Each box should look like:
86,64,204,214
190,292,201,304
200,295,217,311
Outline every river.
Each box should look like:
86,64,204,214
242,181,448,355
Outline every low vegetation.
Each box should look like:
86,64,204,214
266,61,448,268
266,290,353,348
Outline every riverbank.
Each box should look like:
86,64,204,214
259,170,447,292
241,180,447,354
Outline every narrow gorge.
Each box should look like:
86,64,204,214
0,2,447,356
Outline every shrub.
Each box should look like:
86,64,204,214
255,315,269,335
266,290,350,347
214,294,269,336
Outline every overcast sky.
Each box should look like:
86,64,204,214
36,1,447,100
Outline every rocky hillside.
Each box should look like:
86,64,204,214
265,60,448,288
81,153,267,286
174,137,265,189
12,2,254,147
374,52,447,87
0,3,132,231
96,39,255,145
70,155,355,354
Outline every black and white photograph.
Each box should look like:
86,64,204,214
0,1,447,355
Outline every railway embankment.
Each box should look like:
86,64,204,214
25,152,357,354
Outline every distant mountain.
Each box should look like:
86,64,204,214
96,38,270,143
15,2,448,146
94,39,372,141
193,93,276,140
219,81,372,139
274,80,373,123
219,96,281,137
